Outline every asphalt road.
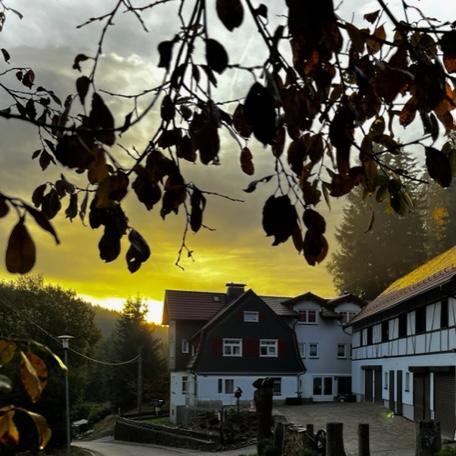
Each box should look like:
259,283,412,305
74,437,256,456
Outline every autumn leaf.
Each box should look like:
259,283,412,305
5,220,36,274
240,147,254,176
0,340,16,366
20,352,48,403
0,410,19,446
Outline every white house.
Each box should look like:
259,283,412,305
350,245,456,440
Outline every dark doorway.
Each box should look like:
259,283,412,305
396,370,403,415
374,369,382,403
434,371,456,439
389,370,395,411
365,369,373,402
414,373,431,421
337,376,352,395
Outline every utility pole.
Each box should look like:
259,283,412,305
58,335,74,456
137,346,143,414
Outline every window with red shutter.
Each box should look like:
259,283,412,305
244,338,259,357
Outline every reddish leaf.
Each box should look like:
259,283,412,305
5,220,36,274
232,104,252,138
441,31,456,74
22,70,35,89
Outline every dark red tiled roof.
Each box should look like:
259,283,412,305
162,290,225,324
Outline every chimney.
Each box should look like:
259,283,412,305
226,283,246,303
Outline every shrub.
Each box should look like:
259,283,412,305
257,438,274,456
438,447,456,456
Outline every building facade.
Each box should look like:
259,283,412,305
350,246,456,440
163,284,363,423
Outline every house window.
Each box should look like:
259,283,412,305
298,343,306,358
298,310,317,323
441,298,449,329
367,326,373,345
260,339,278,357
337,344,347,359
313,377,322,395
272,378,282,396
384,372,388,390
398,313,407,338
225,379,234,394
181,339,189,353
223,338,242,357
182,376,188,394
218,378,223,394
415,307,426,334
381,321,389,342
243,311,259,322
309,343,319,358
405,372,410,392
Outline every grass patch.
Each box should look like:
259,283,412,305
140,416,174,426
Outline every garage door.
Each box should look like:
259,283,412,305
414,373,430,421
434,372,455,439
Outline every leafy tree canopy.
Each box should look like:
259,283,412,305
1,0,456,272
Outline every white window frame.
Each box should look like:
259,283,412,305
243,311,259,322
309,343,319,358
337,343,347,359
272,378,282,396
298,309,317,324
181,338,189,353
225,379,234,394
298,342,306,358
182,376,188,394
260,339,278,357
223,338,242,357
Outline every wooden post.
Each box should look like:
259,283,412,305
326,422,346,456
416,420,441,456
358,423,370,456
253,377,274,441
136,346,143,414
306,423,314,438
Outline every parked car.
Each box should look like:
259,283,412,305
334,393,356,403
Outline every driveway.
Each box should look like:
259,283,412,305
275,402,416,456
74,437,255,456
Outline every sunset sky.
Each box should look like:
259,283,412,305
0,0,454,324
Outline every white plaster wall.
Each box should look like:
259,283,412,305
195,375,299,405
170,371,190,423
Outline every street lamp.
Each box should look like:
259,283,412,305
58,335,74,456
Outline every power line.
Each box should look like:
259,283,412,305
0,296,139,366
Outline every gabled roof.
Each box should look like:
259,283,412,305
325,293,367,309
163,290,295,324
351,245,456,324
282,291,327,307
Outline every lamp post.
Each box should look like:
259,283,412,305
58,335,74,456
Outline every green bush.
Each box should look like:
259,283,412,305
257,438,274,456
293,448,319,456
87,402,112,426
438,447,456,456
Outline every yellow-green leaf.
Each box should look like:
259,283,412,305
32,340,67,371
20,351,48,403
17,408,51,449
0,410,19,446
0,340,16,366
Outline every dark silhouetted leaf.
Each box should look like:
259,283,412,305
216,0,244,31
303,231,328,266
364,10,380,23
160,94,175,122
65,193,78,220
22,69,35,89
205,39,229,74
76,76,90,105
1,48,10,63
32,184,47,208
303,209,326,234
255,3,268,19
425,146,452,188
158,40,175,70
89,93,115,146
176,135,196,162
98,229,121,263
232,104,252,138
441,30,456,73
262,195,298,246
73,54,89,71
132,166,162,210
41,190,61,220
190,187,206,232
5,220,36,274
244,82,276,145
0,195,9,218
240,147,254,176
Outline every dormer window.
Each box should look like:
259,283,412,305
243,311,259,322
297,309,317,323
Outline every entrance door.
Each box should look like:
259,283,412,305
389,371,395,411
434,372,456,439
414,373,431,421
365,369,373,402
313,376,334,401
396,370,403,415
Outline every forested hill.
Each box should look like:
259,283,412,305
92,304,168,346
